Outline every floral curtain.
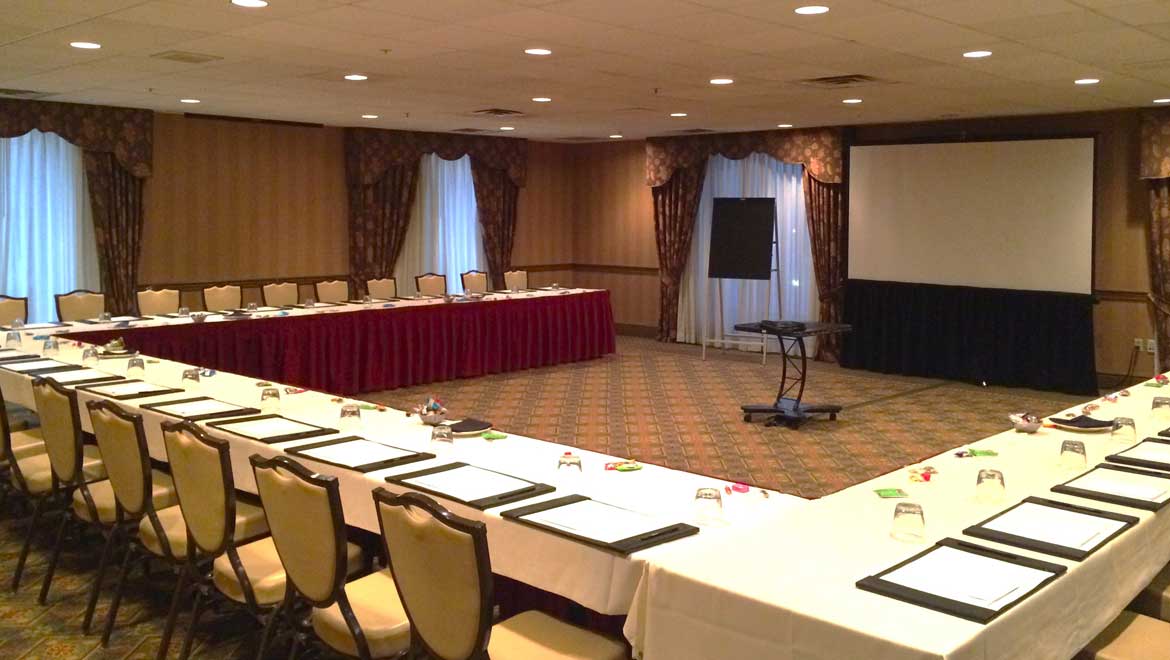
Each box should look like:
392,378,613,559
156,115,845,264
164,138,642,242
645,127,843,187
1143,109,1170,372
0,99,152,314
344,128,526,285
804,173,847,361
653,163,707,340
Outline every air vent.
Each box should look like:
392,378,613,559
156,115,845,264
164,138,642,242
615,106,656,113
471,108,524,117
452,128,486,133
676,128,715,134
0,88,51,99
151,50,224,64
795,74,886,88
557,137,599,142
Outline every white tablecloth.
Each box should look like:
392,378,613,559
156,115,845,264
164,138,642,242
624,384,1170,659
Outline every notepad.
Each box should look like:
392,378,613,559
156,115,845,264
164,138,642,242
84,380,174,398
981,501,1127,552
3,359,69,372
297,439,414,468
1066,468,1170,503
46,368,117,384
6,322,63,330
152,399,249,419
214,416,324,440
522,499,669,544
0,349,30,361
881,545,1054,611
402,465,532,502
1115,441,1170,465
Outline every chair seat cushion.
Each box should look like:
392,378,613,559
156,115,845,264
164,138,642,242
9,428,45,460
1129,562,1170,621
13,445,105,495
1079,611,1170,660
73,470,178,523
311,569,409,659
215,536,365,609
488,611,627,660
140,499,269,560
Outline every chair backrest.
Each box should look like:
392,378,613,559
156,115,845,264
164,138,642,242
87,400,153,517
315,280,349,303
251,455,346,606
162,420,236,557
31,377,86,484
136,288,180,316
503,270,528,291
262,282,298,307
0,295,28,325
366,278,397,300
202,285,242,311
416,273,447,297
56,289,105,321
374,489,492,660
461,271,488,294
0,384,32,491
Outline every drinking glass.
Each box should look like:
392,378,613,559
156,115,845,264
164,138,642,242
260,388,281,414
557,452,583,471
430,424,454,453
693,487,724,524
127,357,145,379
81,347,99,367
1152,398,1170,426
246,302,258,312
339,403,361,430
1111,417,1138,446
975,469,1006,504
6,331,22,349
304,298,316,308
891,502,926,543
97,311,112,323
362,294,373,305
10,319,24,330
1059,439,1088,471
178,306,190,317
181,368,201,391
42,337,59,357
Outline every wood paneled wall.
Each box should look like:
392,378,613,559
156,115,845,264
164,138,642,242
514,141,575,267
141,113,348,286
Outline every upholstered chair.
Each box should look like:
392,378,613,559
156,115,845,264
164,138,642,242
202,285,242,311
315,280,349,303
262,282,298,307
415,273,447,297
366,278,397,300
461,270,489,294
374,489,627,660
55,289,105,321
0,294,28,325
136,288,180,316
1078,610,1170,659
504,270,529,291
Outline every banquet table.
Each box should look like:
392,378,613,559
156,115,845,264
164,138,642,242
0,333,805,618
60,288,616,396
624,385,1170,660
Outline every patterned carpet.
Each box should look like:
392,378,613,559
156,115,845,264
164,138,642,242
371,336,1087,499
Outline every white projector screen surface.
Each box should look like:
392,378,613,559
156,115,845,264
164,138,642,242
848,139,1094,294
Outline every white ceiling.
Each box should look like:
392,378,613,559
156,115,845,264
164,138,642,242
1,0,1168,140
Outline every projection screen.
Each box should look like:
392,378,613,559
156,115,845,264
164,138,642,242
847,138,1094,295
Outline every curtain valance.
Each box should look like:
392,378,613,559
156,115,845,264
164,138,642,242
345,127,526,187
645,127,843,187
1142,109,1170,180
0,98,153,178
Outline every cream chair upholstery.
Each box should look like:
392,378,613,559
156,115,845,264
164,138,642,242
415,273,447,297
136,288,179,316
1,384,43,466
262,282,298,307
202,284,242,311
55,289,105,321
0,295,28,325
251,455,396,660
366,278,397,300
316,280,349,303
461,270,488,294
1078,610,1170,659
504,270,529,291
374,489,626,660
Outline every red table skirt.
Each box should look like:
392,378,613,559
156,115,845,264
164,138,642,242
67,291,617,396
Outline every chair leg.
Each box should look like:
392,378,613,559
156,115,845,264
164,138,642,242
37,509,71,605
11,495,45,592
82,526,118,634
287,632,301,660
157,563,191,660
100,543,136,647
257,590,291,660
177,585,206,660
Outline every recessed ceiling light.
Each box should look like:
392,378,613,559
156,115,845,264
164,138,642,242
777,123,793,128
361,114,379,119
709,78,734,85
70,41,101,49
524,48,552,56
500,126,515,131
344,74,368,81
670,112,688,117
794,5,830,15
1074,78,1099,85
180,99,200,104
843,98,863,104
609,134,623,139
963,50,992,58
1156,98,1170,104
532,97,552,102
231,0,269,6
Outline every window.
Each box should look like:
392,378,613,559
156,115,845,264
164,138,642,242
0,129,100,322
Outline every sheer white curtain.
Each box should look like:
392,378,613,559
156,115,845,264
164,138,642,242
0,129,100,322
677,153,817,350
394,153,486,295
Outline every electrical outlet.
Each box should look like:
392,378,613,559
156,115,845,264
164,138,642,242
1148,339,1157,354
1136,338,1145,350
